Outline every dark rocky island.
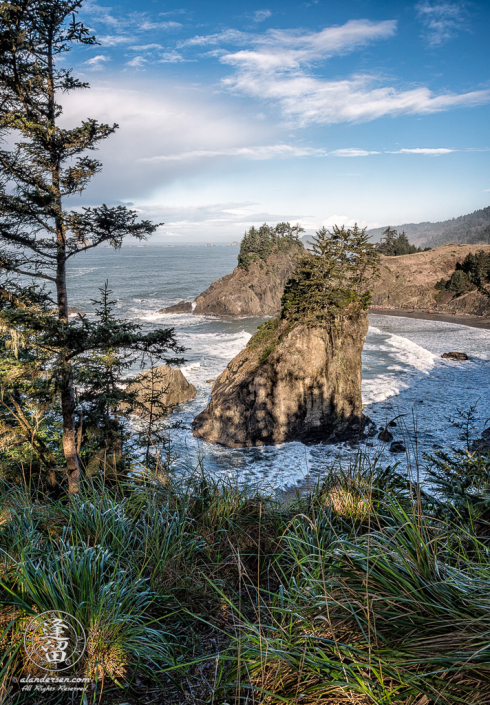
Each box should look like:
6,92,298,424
193,224,379,447
160,223,304,317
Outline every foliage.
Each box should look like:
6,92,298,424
1,442,490,702
375,227,427,256
237,222,304,270
424,205,490,247
0,1,183,490
433,249,490,298
281,224,380,323
368,206,490,249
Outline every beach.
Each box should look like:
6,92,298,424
370,307,490,330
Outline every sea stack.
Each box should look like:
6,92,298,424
193,223,379,448
192,306,368,447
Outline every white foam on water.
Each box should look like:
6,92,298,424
363,373,412,404
368,326,437,373
180,362,201,374
362,326,438,406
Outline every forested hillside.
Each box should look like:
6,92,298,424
366,206,490,248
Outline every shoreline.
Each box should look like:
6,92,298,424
368,307,490,331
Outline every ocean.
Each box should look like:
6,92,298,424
66,244,490,490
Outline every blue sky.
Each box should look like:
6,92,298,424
62,0,490,242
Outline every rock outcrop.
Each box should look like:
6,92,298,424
370,244,490,316
127,365,196,418
192,307,370,447
161,243,490,320
160,300,193,314
159,243,303,318
442,352,469,360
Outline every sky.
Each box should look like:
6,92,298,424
61,0,490,242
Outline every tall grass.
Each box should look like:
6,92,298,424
0,449,490,704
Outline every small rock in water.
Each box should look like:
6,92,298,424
388,420,397,427
378,429,394,442
389,441,406,453
205,379,216,383
441,351,468,360
159,300,193,314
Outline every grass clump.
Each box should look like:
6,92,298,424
1,448,490,703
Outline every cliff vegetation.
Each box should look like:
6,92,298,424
370,243,490,315
367,205,490,248
237,222,304,270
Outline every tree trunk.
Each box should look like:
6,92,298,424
56,219,80,493
48,34,81,493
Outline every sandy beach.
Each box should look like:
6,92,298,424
369,307,490,330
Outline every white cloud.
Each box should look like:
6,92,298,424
253,10,272,23
137,144,464,162
330,148,379,157
176,19,490,126
140,144,330,161
58,81,274,203
139,20,182,31
416,2,469,46
84,54,110,69
223,68,490,126
129,43,163,51
126,55,147,68
220,20,397,71
321,214,380,229
158,51,188,63
391,147,455,155
98,35,132,46
179,29,251,48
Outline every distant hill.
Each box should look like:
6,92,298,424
366,206,490,248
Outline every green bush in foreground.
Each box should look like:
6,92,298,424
0,449,490,704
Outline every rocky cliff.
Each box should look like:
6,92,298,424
370,243,490,316
192,307,370,447
160,243,303,317
127,365,197,418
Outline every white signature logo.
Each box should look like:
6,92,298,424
24,611,86,671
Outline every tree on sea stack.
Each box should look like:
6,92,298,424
0,1,181,491
192,225,380,447
282,224,379,322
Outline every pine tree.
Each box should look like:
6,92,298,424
0,1,182,491
281,224,380,322
376,227,422,256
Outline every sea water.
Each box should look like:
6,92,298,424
66,245,490,490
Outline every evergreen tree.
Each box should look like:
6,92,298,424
0,1,182,491
376,227,423,256
281,224,380,322
237,222,303,270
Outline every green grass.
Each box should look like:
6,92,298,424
1,449,490,704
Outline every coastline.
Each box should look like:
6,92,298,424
369,307,490,331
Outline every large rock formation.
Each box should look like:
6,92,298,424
370,244,490,316
162,243,490,320
127,365,196,418
160,243,303,318
192,307,369,447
